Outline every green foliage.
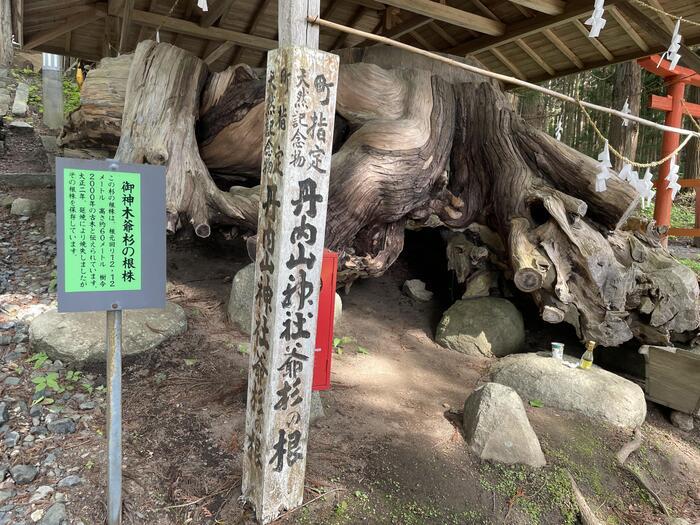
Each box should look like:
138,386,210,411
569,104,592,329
27,352,50,369
184,358,197,366
66,370,82,382
332,336,354,355
27,83,42,113
356,346,370,355
529,399,544,408
679,258,700,275
31,372,64,394
63,77,81,115
334,500,349,517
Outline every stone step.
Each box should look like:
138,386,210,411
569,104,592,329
11,82,29,117
8,120,33,131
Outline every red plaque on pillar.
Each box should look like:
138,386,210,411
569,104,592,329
313,249,337,391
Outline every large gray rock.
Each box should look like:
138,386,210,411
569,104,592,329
38,503,67,525
10,197,41,217
227,263,255,335
12,82,29,116
490,353,647,429
30,302,187,365
436,297,525,358
463,383,546,467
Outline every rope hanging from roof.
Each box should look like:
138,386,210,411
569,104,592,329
630,0,700,27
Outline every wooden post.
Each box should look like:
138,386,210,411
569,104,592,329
241,1,339,523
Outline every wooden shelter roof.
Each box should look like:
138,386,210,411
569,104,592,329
12,0,700,82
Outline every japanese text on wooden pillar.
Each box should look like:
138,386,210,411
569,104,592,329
242,46,339,524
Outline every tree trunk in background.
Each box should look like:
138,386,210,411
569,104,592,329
0,0,13,67
64,42,700,347
58,54,133,155
609,61,641,171
517,90,546,130
686,86,700,247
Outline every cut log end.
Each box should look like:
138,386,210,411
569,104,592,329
542,305,565,323
514,268,544,293
195,223,212,238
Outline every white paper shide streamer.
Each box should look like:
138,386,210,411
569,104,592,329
659,19,682,70
595,140,613,192
555,115,564,141
637,169,655,208
585,0,607,38
665,155,681,200
620,97,631,127
198,0,209,11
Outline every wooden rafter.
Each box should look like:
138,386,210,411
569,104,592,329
428,21,457,47
526,33,700,84
200,0,235,27
229,0,273,65
375,0,504,36
617,1,700,73
515,39,555,76
350,13,431,47
130,8,276,50
508,0,565,16
491,47,526,79
543,27,583,69
450,0,626,55
118,0,134,53
572,19,613,61
645,0,675,32
333,5,366,49
24,6,107,50
608,5,649,52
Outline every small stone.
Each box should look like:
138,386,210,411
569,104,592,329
8,120,33,131
23,435,34,444
310,391,325,424
10,464,38,484
4,431,19,448
57,475,82,488
78,402,95,410
29,405,42,417
227,264,255,336
43,453,57,467
402,279,434,302
0,335,11,345
29,486,54,504
37,503,66,525
44,213,56,239
3,377,20,386
0,489,14,503
47,418,75,434
0,402,8,424
53,493,66,503
30,509,44,522
670,411,694,431
10,198,41,218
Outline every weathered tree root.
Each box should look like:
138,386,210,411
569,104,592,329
566,471,603,525
71,42,699,347
615,428,671,517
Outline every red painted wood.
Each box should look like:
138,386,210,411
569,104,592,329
669,228,700,237
639,55,700,87
652,78,686,246
678,179,700,188
312,249,337,391
649,95,700,117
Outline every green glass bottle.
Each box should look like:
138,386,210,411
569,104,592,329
579,341,596,369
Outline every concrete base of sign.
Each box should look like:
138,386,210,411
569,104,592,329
29,302,187,365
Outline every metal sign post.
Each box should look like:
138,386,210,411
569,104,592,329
106,308,122,525
55,157,166,524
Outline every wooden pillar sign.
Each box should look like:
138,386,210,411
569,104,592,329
241,46,339,523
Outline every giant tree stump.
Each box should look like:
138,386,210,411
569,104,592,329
65,42,700,347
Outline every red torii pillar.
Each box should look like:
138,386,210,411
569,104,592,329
638,55,700,245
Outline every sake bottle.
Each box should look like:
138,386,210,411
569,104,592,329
579,340,596,369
